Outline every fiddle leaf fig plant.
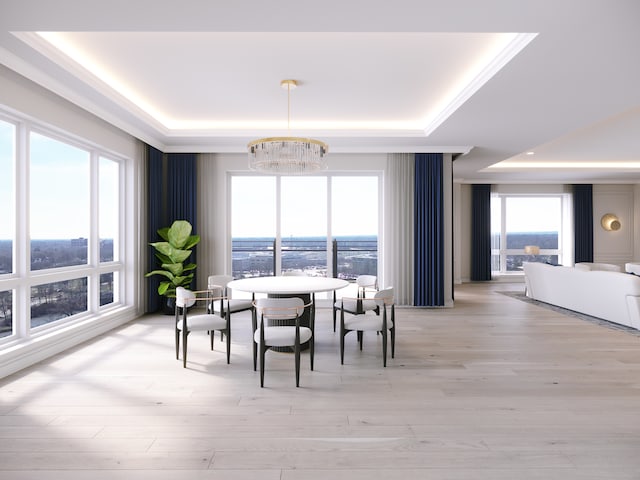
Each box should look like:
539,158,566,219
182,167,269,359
145,220,200,297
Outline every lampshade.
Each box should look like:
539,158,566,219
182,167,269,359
524,245,540,255
601,213,621,231
248,80,328,175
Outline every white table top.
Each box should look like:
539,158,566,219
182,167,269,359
227,276,349,295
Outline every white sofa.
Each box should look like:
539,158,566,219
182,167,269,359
523,262,640,330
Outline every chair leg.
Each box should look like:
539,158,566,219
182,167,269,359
259,345,266,388
253,340,258,371
390,325,395,358
358,330,363,350
225,326,231,364
332,307,337,332
381,328,388,367
175,329,180,360
309,335,314,371
340,310,346,365
182,329,188,368
210,330,214,350
295,329,301,387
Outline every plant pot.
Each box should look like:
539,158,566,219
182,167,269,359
161,296,176,315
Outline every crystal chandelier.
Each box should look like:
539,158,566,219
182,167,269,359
248,80,328,175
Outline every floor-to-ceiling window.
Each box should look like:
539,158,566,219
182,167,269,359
0,111,126,342
230,174,379,290
491,194,570,273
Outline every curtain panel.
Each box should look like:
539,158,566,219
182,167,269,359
471,184,492,281
384,153,415,305
146,145,164,312
573,184,593,263
146,149,198,312
414,153,445,306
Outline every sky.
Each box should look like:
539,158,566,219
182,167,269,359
0,126,119,241
491,196,562,233
231,175,378,238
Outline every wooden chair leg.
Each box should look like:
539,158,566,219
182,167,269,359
225,327,231,364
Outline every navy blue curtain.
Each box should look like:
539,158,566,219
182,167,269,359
414,153,445,306
167,153,198,230
146,150,198,312
573,184,593,263
147,146,165,312
471,184,492,281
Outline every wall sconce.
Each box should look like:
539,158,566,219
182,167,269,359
524,245,540,255
601,213,621,231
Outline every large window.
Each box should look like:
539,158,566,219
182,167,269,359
0,112,125,343
491,194,569,274
231,174,380,286
0,119,14,277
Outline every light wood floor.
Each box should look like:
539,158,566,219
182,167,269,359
1,282,640,479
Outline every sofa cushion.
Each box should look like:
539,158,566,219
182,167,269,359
625,263,640,276
575,262,622,272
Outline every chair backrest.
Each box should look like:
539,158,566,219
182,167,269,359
282,270,307,276
255,297,305,319
374,287,394,307
208,274,233,296
356,275,377,297
176,287,196,308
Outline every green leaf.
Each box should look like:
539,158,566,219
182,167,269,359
167,220,192,249
158,282,171,295
151,242,191,264
183,235,200,250
145,269,174,280
183,263,197,272
162,262,184,276
157,227,170,241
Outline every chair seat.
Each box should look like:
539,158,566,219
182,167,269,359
254,326,313,347
213,298,253,314
177,313,226,332
336,298,378,312
344,315,393,332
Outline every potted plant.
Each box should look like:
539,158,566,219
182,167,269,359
145,220,200,311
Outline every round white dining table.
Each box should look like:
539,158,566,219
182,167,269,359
227,276,349,295
227,276,349,351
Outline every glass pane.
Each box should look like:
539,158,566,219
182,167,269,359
0,120,15,275
231,176,276,278
31,278,88,329
505,197,560,250
0,290,12,338
100,272,115,306
30,132,90,270
281,177,327,276
331,177,378,280
507,254,558,271
99,157,119,262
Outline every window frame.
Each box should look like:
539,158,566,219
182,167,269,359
0,109,127,344
228,172,382,287
491,193,571,274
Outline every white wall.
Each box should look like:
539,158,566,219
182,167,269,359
593,184,635,267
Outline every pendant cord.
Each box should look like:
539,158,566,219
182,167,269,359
287,83,291,134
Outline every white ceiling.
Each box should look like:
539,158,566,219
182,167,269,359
0,0,639,183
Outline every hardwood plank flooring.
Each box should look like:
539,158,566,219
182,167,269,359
1,282,640,479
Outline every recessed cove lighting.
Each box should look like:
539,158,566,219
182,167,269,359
487,161,640,169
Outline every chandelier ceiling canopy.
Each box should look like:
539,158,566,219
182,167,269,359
248,80,328,175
